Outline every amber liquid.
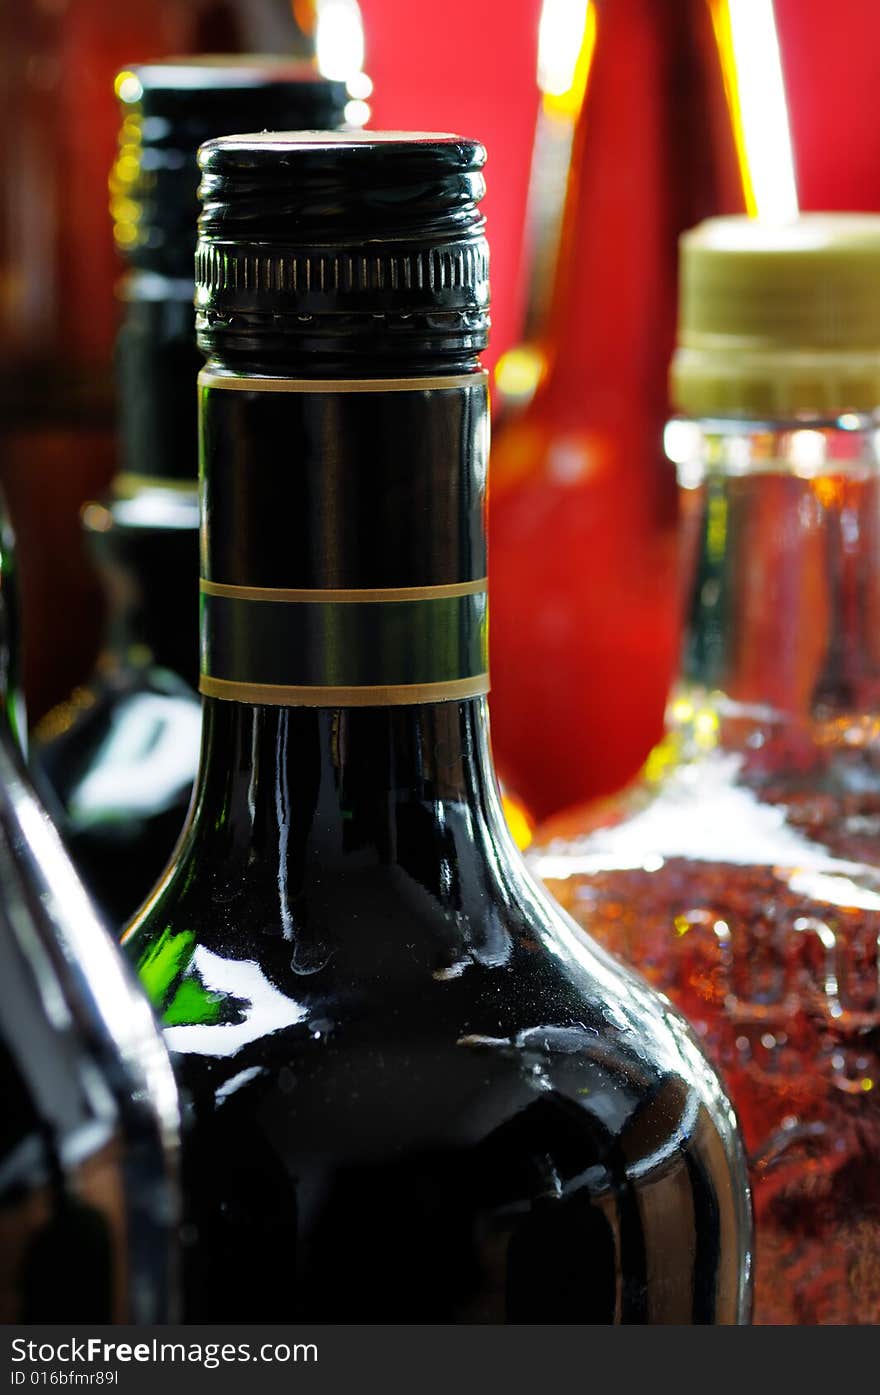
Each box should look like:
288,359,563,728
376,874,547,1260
540,732,880,1324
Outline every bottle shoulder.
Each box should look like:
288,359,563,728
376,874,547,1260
124,830,745,1157
534,720,880,878
34,665,200,819
30,669,200,928
124,831,751,1323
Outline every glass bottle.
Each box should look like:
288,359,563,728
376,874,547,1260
123,131,752,1324
0,491,180,1322
0,0,367,720
488,0,797,820
535,214,880,1324
33,60,351,930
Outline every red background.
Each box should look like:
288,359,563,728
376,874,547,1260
363,0,880,376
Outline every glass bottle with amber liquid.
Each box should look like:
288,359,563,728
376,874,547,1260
0,491,180,1322
489,0,797,820
122,131,752,1324
33,59,351,930
536,215,880,1324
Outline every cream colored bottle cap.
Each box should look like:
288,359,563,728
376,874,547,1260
671,214,880,419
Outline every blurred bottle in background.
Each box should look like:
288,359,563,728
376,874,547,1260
488,0,798,821
491,0,593,422
32,58,353,930
0,0,365,722
534,215,880,1323
0,493,180,1322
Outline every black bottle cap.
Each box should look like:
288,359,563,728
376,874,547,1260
111,58,350,278
194,131,490,370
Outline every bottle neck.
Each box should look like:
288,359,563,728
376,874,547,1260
187,364,494,862
84,486,200,688
197,367,489,705
675,417,880,740
187,695,510,923
536,0,747,417
83,274,202,687
116,275,202,484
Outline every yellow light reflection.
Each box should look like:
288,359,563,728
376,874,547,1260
114,70,143,104
694,708,720,748
316,0,365,81
538,0,596,117
493,1,598,408
711,0,798,222
706,491,728,563
494,345,546,402
502,789,534,851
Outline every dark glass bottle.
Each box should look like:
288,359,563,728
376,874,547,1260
34,60,350,929
0,0,360,721
0,492,180,1323
123,133,752,1324
535,215,880,1324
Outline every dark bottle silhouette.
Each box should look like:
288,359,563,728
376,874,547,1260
33,59,351,929
0,493,180,1323
123,133,753,1323
0,0,363,720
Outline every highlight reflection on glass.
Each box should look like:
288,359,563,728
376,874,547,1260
716,0,799,222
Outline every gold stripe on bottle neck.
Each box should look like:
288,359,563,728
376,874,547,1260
114,472,200,497
198,370,488,394
200,577,488,604
199,674,490,707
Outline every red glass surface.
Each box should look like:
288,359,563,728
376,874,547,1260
487,0,752,821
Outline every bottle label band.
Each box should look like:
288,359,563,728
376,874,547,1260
199,372,489,705
199,581,489,706
198,370,487,394
199,577,487,603
199,674,490,707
